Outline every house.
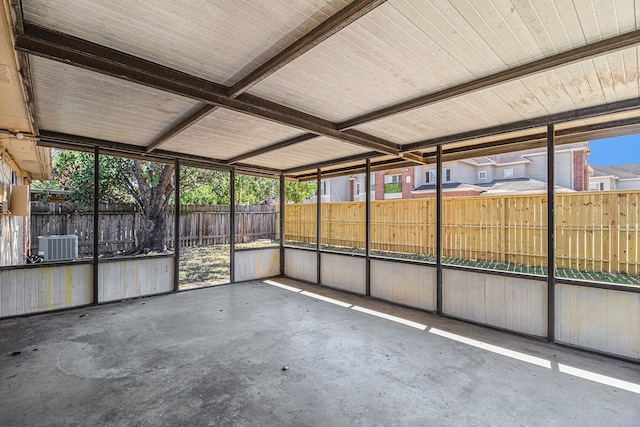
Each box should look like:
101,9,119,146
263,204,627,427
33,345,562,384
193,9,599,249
314,142,590,202
0,8,51,266
589,164,640,190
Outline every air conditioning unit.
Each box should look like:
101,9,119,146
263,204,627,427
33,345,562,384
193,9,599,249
39,235,78,261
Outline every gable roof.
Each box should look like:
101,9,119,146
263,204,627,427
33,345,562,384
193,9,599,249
591,164,640,179
462,142,589,167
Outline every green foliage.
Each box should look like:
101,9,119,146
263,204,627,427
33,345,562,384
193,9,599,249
179,167,316,205
35,151,317,206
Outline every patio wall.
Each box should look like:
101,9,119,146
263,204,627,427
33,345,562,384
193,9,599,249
370,259,436,311
0,262,92,317
442,268,548,337
98,256,173,303
234,248,279,282
555,283,640,360
284,248,317,284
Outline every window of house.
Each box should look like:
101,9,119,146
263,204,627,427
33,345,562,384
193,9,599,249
478,170,487,180
590,182,604,191
355,182,360,195
503,168,514,178
426,169,451,183
385,174,402,184
11,170,18,185
321,181,328,195
369,173,375,192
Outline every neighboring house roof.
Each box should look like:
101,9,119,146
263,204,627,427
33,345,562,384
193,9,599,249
590,164,640,179
412,178,572,194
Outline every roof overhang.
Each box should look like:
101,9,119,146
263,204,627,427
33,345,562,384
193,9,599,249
4,0,640,181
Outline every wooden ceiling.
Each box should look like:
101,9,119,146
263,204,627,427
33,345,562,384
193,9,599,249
5,0,640,180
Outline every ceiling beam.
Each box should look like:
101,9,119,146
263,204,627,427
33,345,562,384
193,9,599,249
229,0,387,97
291,157,416,181
418,116,640,163
337,29,640,130
226,133,318,164
147,0,386,154
283,152,384,174
16,23,400,156
38,130,281,176
402,98,640,152
145,104,216,153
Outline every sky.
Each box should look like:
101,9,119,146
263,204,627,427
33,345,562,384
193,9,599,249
589,134,640,166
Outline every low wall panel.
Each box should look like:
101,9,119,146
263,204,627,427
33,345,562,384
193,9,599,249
370,260,436,311
285,248,317,283
235,248,279,282
443,269,547,337
556,283,640,360
0,263,92,318
98,257,173,303
320,253,366,295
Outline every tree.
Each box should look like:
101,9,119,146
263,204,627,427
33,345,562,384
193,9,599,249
35,150,316,254
35,151,174,253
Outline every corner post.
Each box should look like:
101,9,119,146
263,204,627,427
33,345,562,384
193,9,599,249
436,145,443,315
365,159,371,296
173,159,180,292
280,173,285,275
92,146,99,304
230,167,236,283
316,168,321,285
547,124,556,341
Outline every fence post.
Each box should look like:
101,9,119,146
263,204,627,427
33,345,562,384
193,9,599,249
501,196,507,263
198,212,203,246
609,192,619,274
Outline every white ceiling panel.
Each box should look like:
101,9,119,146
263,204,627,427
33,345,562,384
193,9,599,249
159,108,306,161
30,56,199,146
246,137,373,170
249,0,640,122
22,0,350,85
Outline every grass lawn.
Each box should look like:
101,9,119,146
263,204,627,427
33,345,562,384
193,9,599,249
179,241,278,290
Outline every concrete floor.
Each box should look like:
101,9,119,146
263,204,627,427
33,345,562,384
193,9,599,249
1,278,639,426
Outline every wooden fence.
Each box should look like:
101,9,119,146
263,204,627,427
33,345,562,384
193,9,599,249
285,191,640,275
30,202,277,256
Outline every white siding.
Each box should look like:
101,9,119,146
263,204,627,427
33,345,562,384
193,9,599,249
370,260,436,311
98,257,173,303
495,163,527,180
320,252,366,294
617,178,640,190
554,151,573,189
525,155,548,183
442,269,547,337
556,284,640,360
0,263,92,318
235,248,279,282
456,162,477,184
285,248,317,283
0,162,25,267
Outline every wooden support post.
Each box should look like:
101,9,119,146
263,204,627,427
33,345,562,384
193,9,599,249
436,145,443,315
230,168,236,283
92,146,99,304
547,124,556,342
173,159,180,292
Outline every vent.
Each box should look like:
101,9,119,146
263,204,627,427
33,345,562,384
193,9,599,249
0,64,14,84
39,235,78,261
